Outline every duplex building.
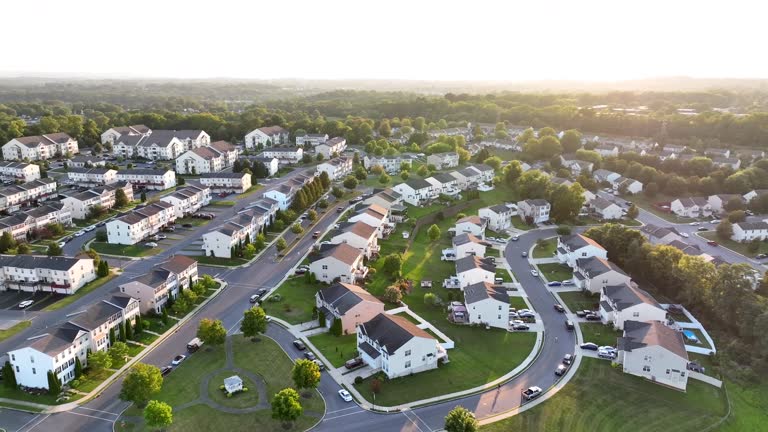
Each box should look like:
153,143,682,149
593,169,622,184
731,221,768,242
427,152,459,169
0,255,96,294
362,189,402,211
708,194,743,215
573,256,632,294
315,282,384,335
106,202,176,245
743,189,768,203
0,162,41,183
426,173,460,196
478,204,513,231
591,196,623,220
614,177,644,195
357,313,442,379
315,137,347,159
450,233,490,259
364,154,415,174
116,169,176,191
454,216,487,239
263,184,296,211
316,157,353,180
199,172,252,194
599,283,667,330
0,178,58,212
393,179,435,206
556,234,607,268
201,210,265,259
66,167,118,187
517,199,551,224
309,243,368,284
464,281,510,329
245,126,289,149
160,184,211,218
261,147,303,164
296,133,329,147
3,133,79,161
617,320,689,391
455,255,496,289
61,182,134,220
641,224,683,245
329,221,379,259
348,204,390,238
119,255,198,314
176,147,225,174
101,124,151,144
670,197,712,218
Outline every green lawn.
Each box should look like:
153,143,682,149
511,216,531,230
579,322,621,347
532,238,557,258
44,274,117,311
509,296,529,310
495,269,513,283
118,336,324,432
485,248,501,258
176,217,211,227
558,290,600,313
235,185,264,199
536,263,574,282
76,369,112,393
718,380,768,432
699,232,768,257
132,331,159,345
207,370,260,408
90,242,161,257
193,256,249,267
630,193,695,223
142,315,174,334
210,200,236,206
307,333,358,368
0,320,31,341
262,276,320,324
480,358,727,432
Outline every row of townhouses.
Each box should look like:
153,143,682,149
363,154,418,174
0,203,72,241
261,170,317,210
175,141,239,174
315,157,353,180
201,198,279,258
392,164,494,206
61,182,134,219
106,202,177,245
0,255,96,294
2,134,80,161
199,172,252,194
118,255,198,314
159,184,211,218
0,162,41,183
0,178,57,212
591,169,644,194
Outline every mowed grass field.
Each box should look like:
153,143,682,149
481,357,728,432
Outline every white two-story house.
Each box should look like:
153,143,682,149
517,199,551,224
309,243,368,284
454,216,488,239
329,221,379,259
159,184,211,218
393,179,435,206
731,221,768,242
617,320,689,391
600,283,667,330
315,282,384,335
573,256,632,294
455,255,496,289
478,205,513,231
556,234,608,268
464,281,510,329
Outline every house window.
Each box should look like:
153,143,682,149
322,265,328,270
666,369,671,374
643,366,650,372
10,354,14,361
404,361,411,369
632,312,639,317
15,366,19,373
498,305,502,311
32,368,36,375
404,350,411,357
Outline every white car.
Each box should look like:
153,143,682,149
84,225,96,232
530,269,539,277
689,222,700,226
680,233,690,238
338,389,353,402
74,230,85,237
18,300,34,309
171,354,186,366
710,220,720,224
145,242,158,248
58,242,66,248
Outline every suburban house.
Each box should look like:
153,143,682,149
731,221,768,242
260,147,303,164
8,295,139,390
315,137,347,159
455,166,484,188
743,189,768,203
573,256,631,294
464,281,510,329
614,177,644,194
112,131,190,160
705,148,731,159
556,234,607,268
316,157,353,180
262,184,296,210
250,156,279,177
199,172,252,194
591,196,624,220
0,203,72,240
469,164,495,184
363,154,415,174
101,124,151,144
427,152,459,169
599,283,667,330
60,182,134,219
66,167,117,186
454,215,488,239
201,216,261,259
3,133,79,161
0,178,58,212
348,204,390,238
393,179,435,206
595,144,619,157
551,177,596,202
426,173,460,196
617,320,689,391
641,225,683,245
116,169,176,191
245,126,289,149
708,194,744,215
450,233,490,259
0,162,41,183
119,255,197,314
175,147,225,174
106,202,176,245
455,255,496,289
357,313,442,379
516,199,551,224
68,155,105,169
330,221,380,258
713,157,742,170
160,184,211,218
593,169,622,185
478,205,513,232
308,243,368,284
0,255,96,294
670,197,712,218
560,155,594,176
362,189,402,211
296,133,329,147
315,282,385,335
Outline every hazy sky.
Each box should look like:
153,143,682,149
4,0,766,81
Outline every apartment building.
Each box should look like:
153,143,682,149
101,124,152,144
61,182,134,220
111,129,209,159
363,154,416,174
245,126,290,149
315,137,347,159
316,157,353,180
0,162,41,183
66,167,118,187
199,172,252,194
106,202,176,245
3,133,79,161
295,133,329,147
68,155,106,168
260,147,303,164
159,184,211,218
116,169,176,191
0,178,57,212
0,255,96,294
118,255,198,314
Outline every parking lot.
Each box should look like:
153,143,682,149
0,290,66,311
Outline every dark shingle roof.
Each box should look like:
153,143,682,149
575,256,627,278
68,302,122,330
358,313,434,353
405,178,432,190
26,323,85,356
464,282,509,304
603,283,661,311
309,243,363,266
618,320,688,360
560,234,605,251
0,255,85,271
318,282,382,315
456,255,496,274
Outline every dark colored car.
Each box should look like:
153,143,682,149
553,304,565,313
304,351,317,361
580,342,599,351
160,366,173,376
555,364,568,376
182,223,193,228
293,340,306,350
337,207,344,213
575,310,587,318
585,313,601,321
707,241,719,246
565,320,575,330
345,357,364,369
698,227,708,231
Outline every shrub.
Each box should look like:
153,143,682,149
354,376,363,385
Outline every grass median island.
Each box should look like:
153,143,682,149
193,255,249,267
579,322,621,347
210,200,236,206
480,357,727,432
44,273,117,311
536,263,574,282
262,276,319,324
532,238,556,258
90,242,161,257
0,320,31,341
558,290,599,313
235,185,263,199
308,333,358,368
176,217,211,227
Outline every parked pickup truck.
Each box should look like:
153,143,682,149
522,386,542,401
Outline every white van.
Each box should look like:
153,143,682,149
187,337,204,352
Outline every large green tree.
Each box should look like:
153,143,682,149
444,406,478,432
291,359,321,391
144,400,173,430
241,307,268,338
197,318,226,346
271,388,303,425
549,183,585,223
120,363,164,406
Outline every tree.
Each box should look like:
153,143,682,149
517,170,551,199
125,318,134,340
383,285,403,304
97,260,110,277
74,357,83,379
272,388,303,425
109,341,130,365
17,243,31,254
134,315,144,334
291,359,321,391
644,182,659,197
560,129,583,153
144,400,173,431
716,220,733,240
331,186,344,198
444,406,478,432
378,173,391,185
316,153,324,162
330,317,342,336
140,191,147,202
108,327,116,345
243,243,257,259
354,166,368,180
424,292,440,307
427,224,441,241
2,361,16,389
307,209,318,222
483,156,502,171
87,350,112,373
417,164,429,177
120,363,163,406
503,161,523,186
115,188,129,208
241,307,268,338
197,318,226,346
626,204,639,219
370,377,382,394
343,176,358,190
276,237,287,251
381,253,403,279
549,183,585,223
728,210,747,223
45,241,63,257
400,171,409,180
0,232,17,253
118,322,126,342
47,371,62,395
291,223,304,234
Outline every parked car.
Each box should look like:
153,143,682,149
182,223,193,228
160,366,173,376
163,226,176,232
337,207,344,213
680,233,690,238
58,242,66,248
522,386,542,400
530,269,539,277
312,359,325,371
252,288,268,301
584,313,601,321
575,310,587,318
249,294,261,304
697,227,708,231
710,219,720,224
156,234,167,240
580,342,599,351
145,242,158,248
563,354,575,365
707,241,719,246
338,389,353,402
548,281,562,287
598,350,617,360
511,235,519,241
18,300,34,309
345,357,364,370
755,253,768,259
74,230,85,237
313,231,321,239
187,338,204,353
295,267,308,275
293,340,306,350
553,304,565,312
565,320,575,330
555,364,568,376
218,192,229,198
521,251,528,257
171,355,186,366
561,279,575,286
689,221,700,226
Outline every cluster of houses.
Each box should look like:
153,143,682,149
245,126,347,163
0,178,58,213
666,191,768,242
7,254,197,391
103,126,210,161
391,162,494,206
201,198,279,259
261,170,318,211
555,233,691,391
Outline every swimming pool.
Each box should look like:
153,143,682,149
682,330,700,343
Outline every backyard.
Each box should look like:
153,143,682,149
509,296,529,310
480,357,728,432
536,263,573,282
579,322,622,347
532,238,557,258
558,290,600,313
